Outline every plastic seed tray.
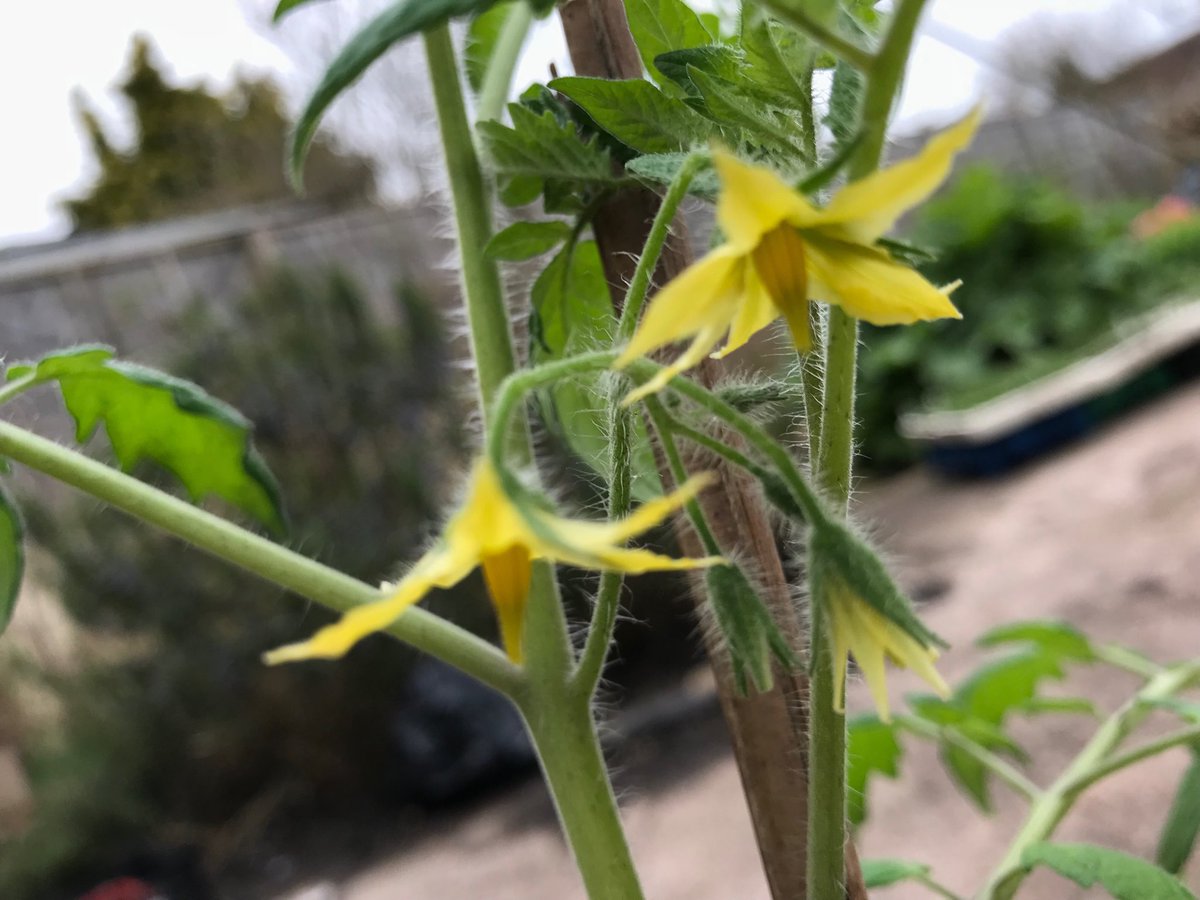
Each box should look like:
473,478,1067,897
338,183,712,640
899,301,1200,477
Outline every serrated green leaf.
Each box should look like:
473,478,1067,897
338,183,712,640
624,0,713,88
626,152,719,198
1158,750,1200,874
685,65,804,157
847,713,903,827
1021,842,1196,899
957,650,1066,725
273,0,327,22
740,6,812,108
485,220,572,260
657,45,801,110
499,174,544,206
550,76,715,154
861,858,931,889
0,483,23,636
977,619,1095,662
9,346,284,533
465,1,513,93
479,104,618,184
290,0,497,186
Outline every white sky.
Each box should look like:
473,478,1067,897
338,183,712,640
1,0,1197,247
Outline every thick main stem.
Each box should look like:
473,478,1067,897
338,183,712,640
424,25,639,897
807,3,930,897
521,690,646,900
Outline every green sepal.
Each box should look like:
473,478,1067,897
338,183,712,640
808,518,946,651
8,345,285,533
0,481,23,636
705,564,797,694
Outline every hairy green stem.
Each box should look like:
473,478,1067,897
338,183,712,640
475,1,534,123
1096,644,1163,679
982,662,1200,898
0,375,36,407
425,28,641,898
520,688,645,900
807,2,930,895
0,420,521,695
756,0,874,71
1063,724,1200,798
642,396,723,556
615,151,706,342
423,24,524,450
899,716,1040,801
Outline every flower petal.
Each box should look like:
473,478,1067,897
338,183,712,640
819,106,982,243
805,235,961,326
621,321,729,405
714,148,822,252
481,544,533,663
263,550,468,663
615,247,743,369
711,262,779,359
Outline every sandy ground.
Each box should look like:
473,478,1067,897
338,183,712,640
288,380,1200,900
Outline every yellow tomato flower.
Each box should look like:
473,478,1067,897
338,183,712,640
265,460,722,666
825,579,949,723
616,108,982,403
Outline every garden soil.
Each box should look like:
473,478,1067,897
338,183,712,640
310,379,1200,900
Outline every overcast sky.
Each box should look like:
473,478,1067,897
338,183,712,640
1,0,1196,246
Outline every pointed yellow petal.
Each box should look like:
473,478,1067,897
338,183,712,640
805,235,961,326
602,472,716,543
481,544,533,664
586,545,725,574
713,148,822,252
840,597,894,722
264,550,467,664
711,261,779,359
621,321,729,405
819,106,983,243
615,248,742,369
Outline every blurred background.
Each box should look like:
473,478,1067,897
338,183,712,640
2,1,1200,898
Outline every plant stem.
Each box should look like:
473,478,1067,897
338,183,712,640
0,375,36,407
423,22,573,680
898,716,1041,801
423,24,524,453
1096,643,1163,679
1063,724,1200,796
808,2,929,895
615,151,706,342
475,1,534,123
643,397,723,555
756,0,875,72
981,662,1200,899
0,420,522,696
520,689,645,900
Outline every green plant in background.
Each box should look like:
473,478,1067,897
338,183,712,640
858,165,1200,470
2,1,1200,900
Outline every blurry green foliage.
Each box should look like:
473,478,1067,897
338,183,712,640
858,166,1200,470
65,36,375,233
0,268,481,897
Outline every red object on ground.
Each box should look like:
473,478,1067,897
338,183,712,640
78,876,159,900
1131,194,1196,238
